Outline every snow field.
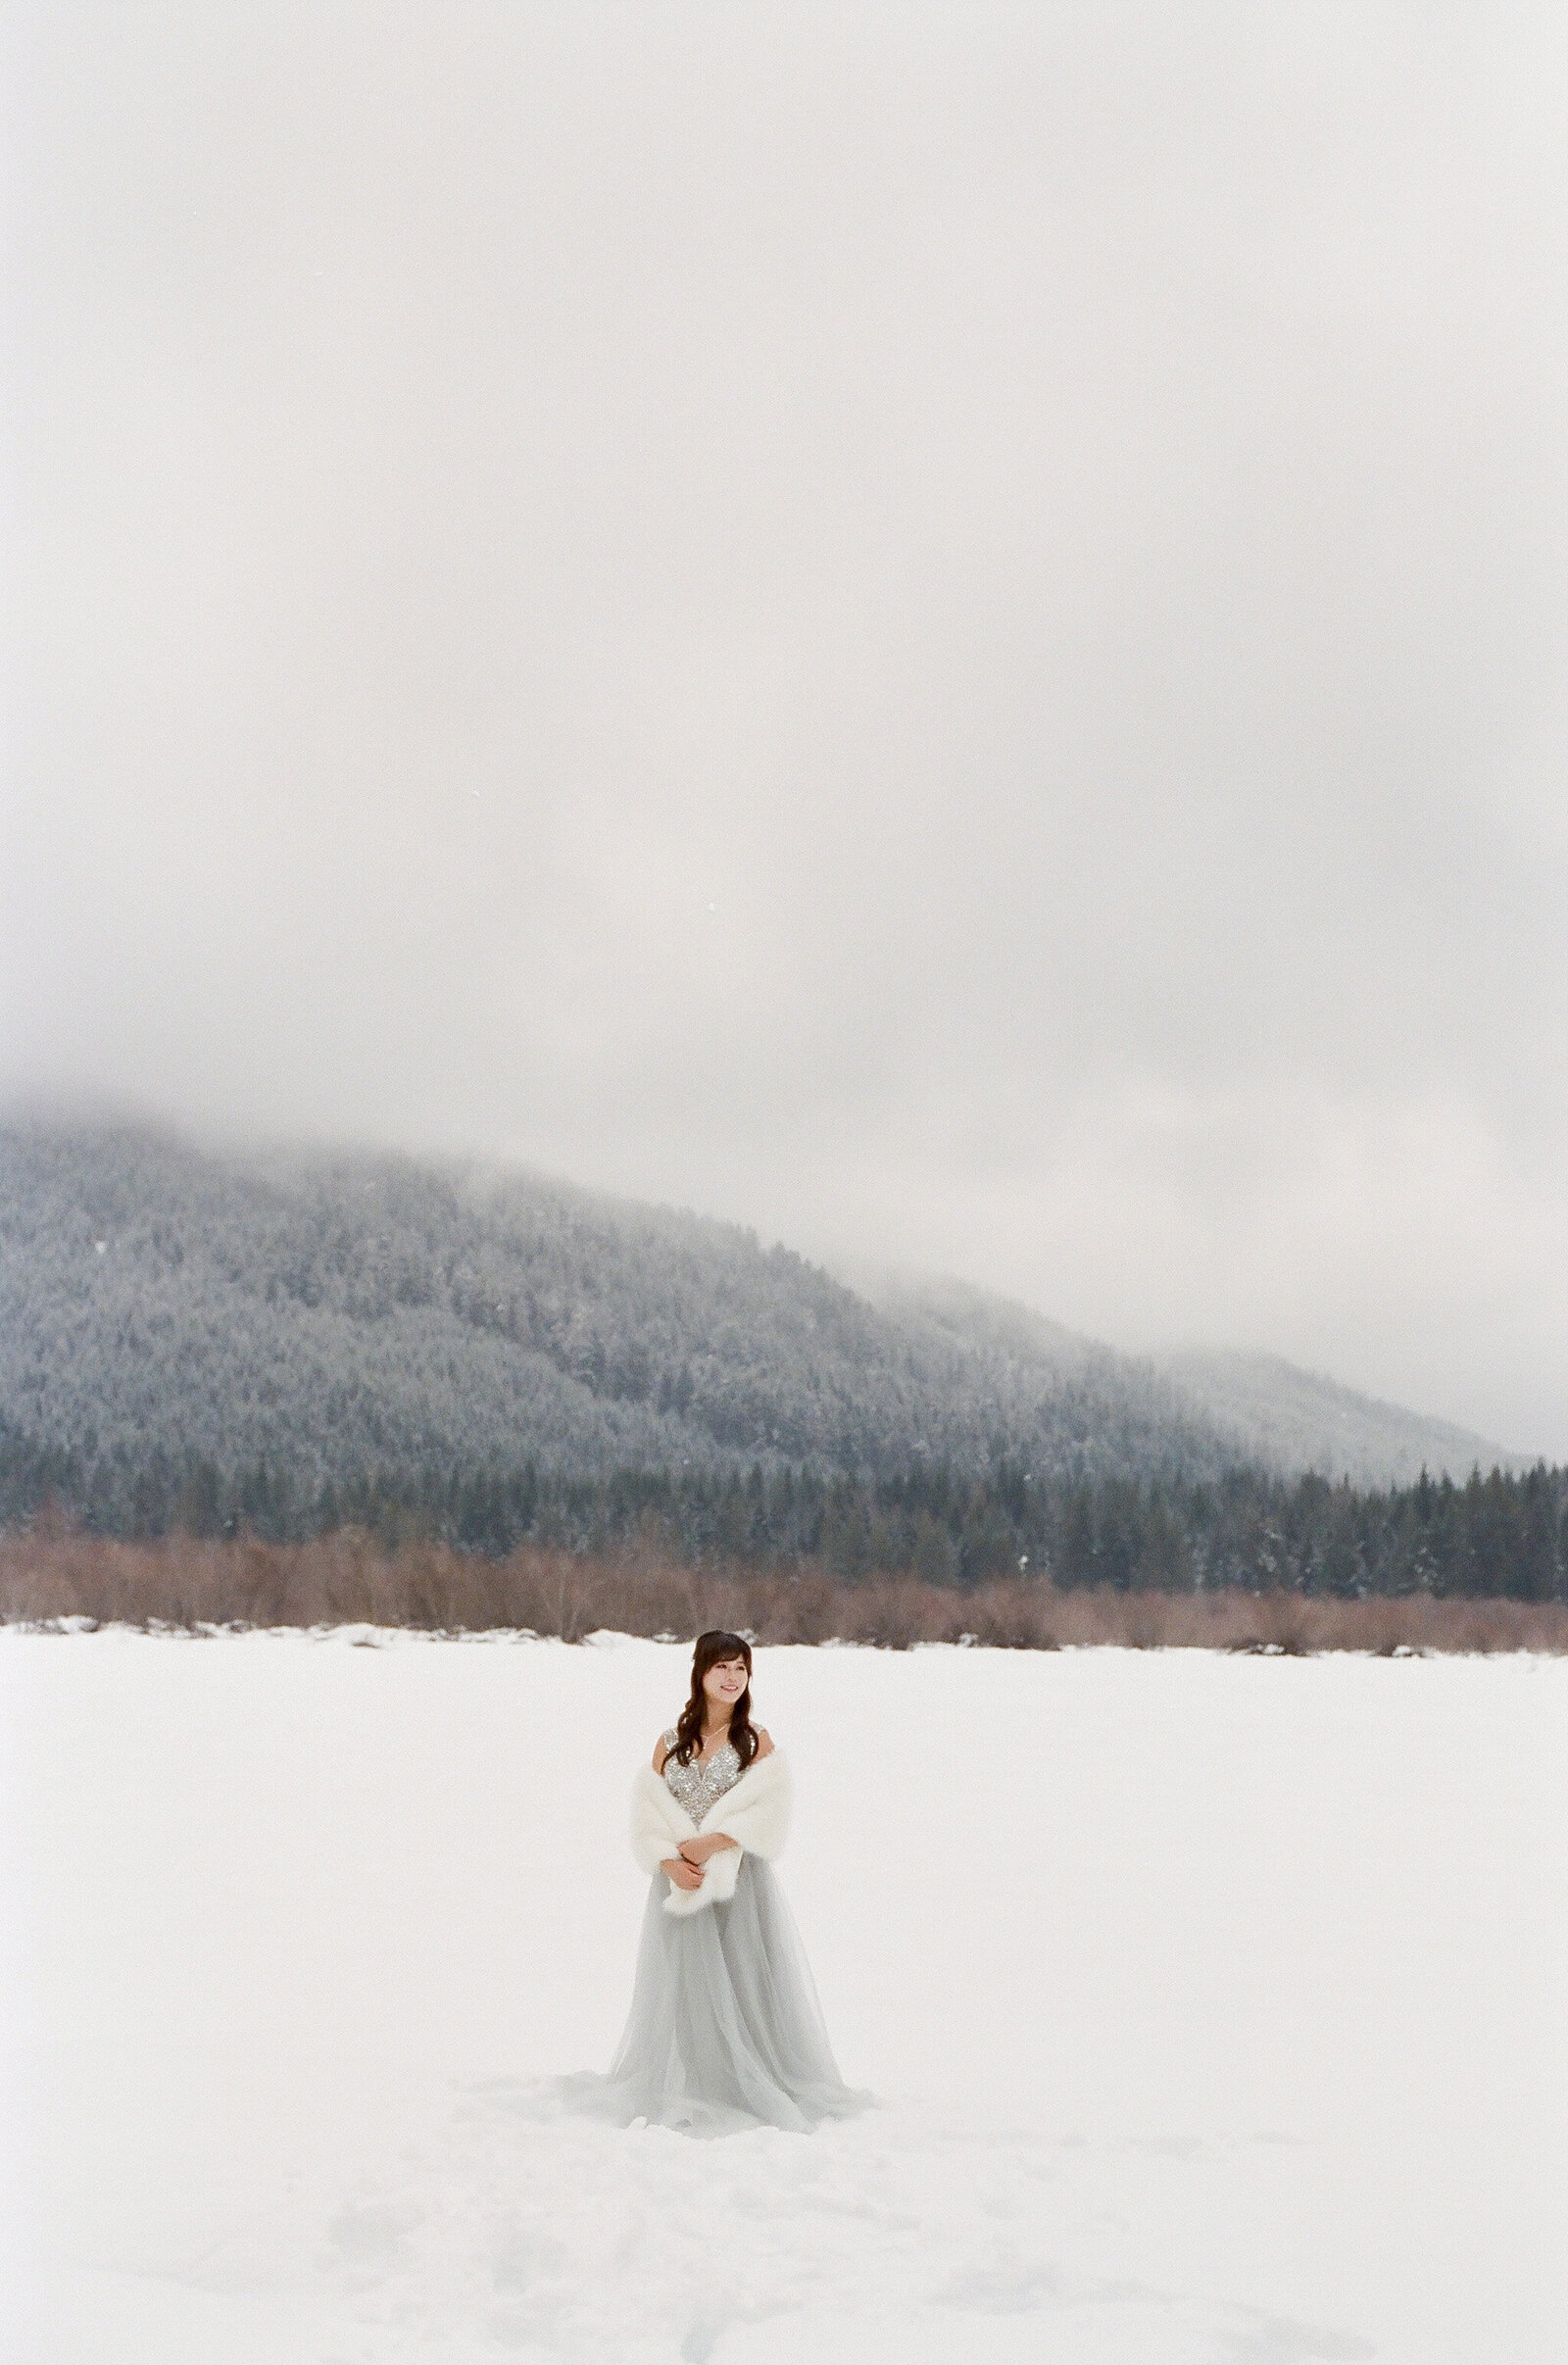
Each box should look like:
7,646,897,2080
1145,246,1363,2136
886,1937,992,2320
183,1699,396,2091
3,1629,1565,2363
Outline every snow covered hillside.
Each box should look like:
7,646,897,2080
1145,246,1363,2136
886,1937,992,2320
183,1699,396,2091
5,1632,1565,2363
0,1122,1234,1490
3,1123,1515,1503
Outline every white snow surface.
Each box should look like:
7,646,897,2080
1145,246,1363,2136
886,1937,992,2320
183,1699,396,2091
4,1628,1565,2364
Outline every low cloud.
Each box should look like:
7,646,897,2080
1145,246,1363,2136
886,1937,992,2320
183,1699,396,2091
6,5,1568,1451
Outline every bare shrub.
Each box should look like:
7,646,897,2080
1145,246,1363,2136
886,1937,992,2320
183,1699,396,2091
1117,1589,1176,1651
957,1581,1059,1650
4,1530,1568,1653
763,1572,839,1647
838,1579,942,1650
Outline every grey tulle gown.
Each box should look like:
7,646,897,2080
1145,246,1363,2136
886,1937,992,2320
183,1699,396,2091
585,1733,865,2138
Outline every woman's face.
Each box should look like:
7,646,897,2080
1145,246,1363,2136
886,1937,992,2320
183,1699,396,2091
702,1653,749,1711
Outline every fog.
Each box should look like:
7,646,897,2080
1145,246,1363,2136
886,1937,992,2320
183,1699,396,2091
5,6,1568,1453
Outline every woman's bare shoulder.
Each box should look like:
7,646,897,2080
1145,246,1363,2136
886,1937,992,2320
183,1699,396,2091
754,1727,775,1759
652,1734,670,1773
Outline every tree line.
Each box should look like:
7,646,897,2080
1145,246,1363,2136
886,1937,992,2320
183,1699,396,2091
2,1419,1563,1601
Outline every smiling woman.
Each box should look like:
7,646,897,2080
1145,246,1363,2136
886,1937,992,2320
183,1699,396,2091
577,1630,866,2137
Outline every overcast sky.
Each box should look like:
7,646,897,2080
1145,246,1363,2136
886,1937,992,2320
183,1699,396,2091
5,4,1568,1453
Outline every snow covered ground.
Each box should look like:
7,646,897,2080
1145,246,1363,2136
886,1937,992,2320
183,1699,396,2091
4,1629,1565,2365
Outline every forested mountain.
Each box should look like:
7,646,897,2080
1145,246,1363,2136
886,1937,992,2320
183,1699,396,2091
846,1272,1518,1488
1152,1349,1518,1492
1,1121,1228,1493
0,1122,1513,1520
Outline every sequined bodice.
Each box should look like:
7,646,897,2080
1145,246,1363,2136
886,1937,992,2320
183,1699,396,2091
662,1729,742,1826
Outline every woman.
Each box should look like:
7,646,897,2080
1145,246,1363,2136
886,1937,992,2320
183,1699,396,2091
593,1630,863,2136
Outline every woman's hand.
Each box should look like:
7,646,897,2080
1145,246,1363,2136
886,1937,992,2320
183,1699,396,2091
678,1834,739,1867
662,1855,705,1891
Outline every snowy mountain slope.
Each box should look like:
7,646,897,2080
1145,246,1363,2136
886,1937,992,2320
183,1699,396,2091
854,1270,1517,1485
0,1120,1515,1492
1155,1346,1519,1488
0,1122,1237,1487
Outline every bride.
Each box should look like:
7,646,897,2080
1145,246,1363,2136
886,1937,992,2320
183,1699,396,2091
593,1629,864,2136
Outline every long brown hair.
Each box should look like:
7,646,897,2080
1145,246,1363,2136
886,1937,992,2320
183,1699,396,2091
671,1630,759,1769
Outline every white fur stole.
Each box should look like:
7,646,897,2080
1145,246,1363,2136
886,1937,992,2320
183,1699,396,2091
630,1749,794,1916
